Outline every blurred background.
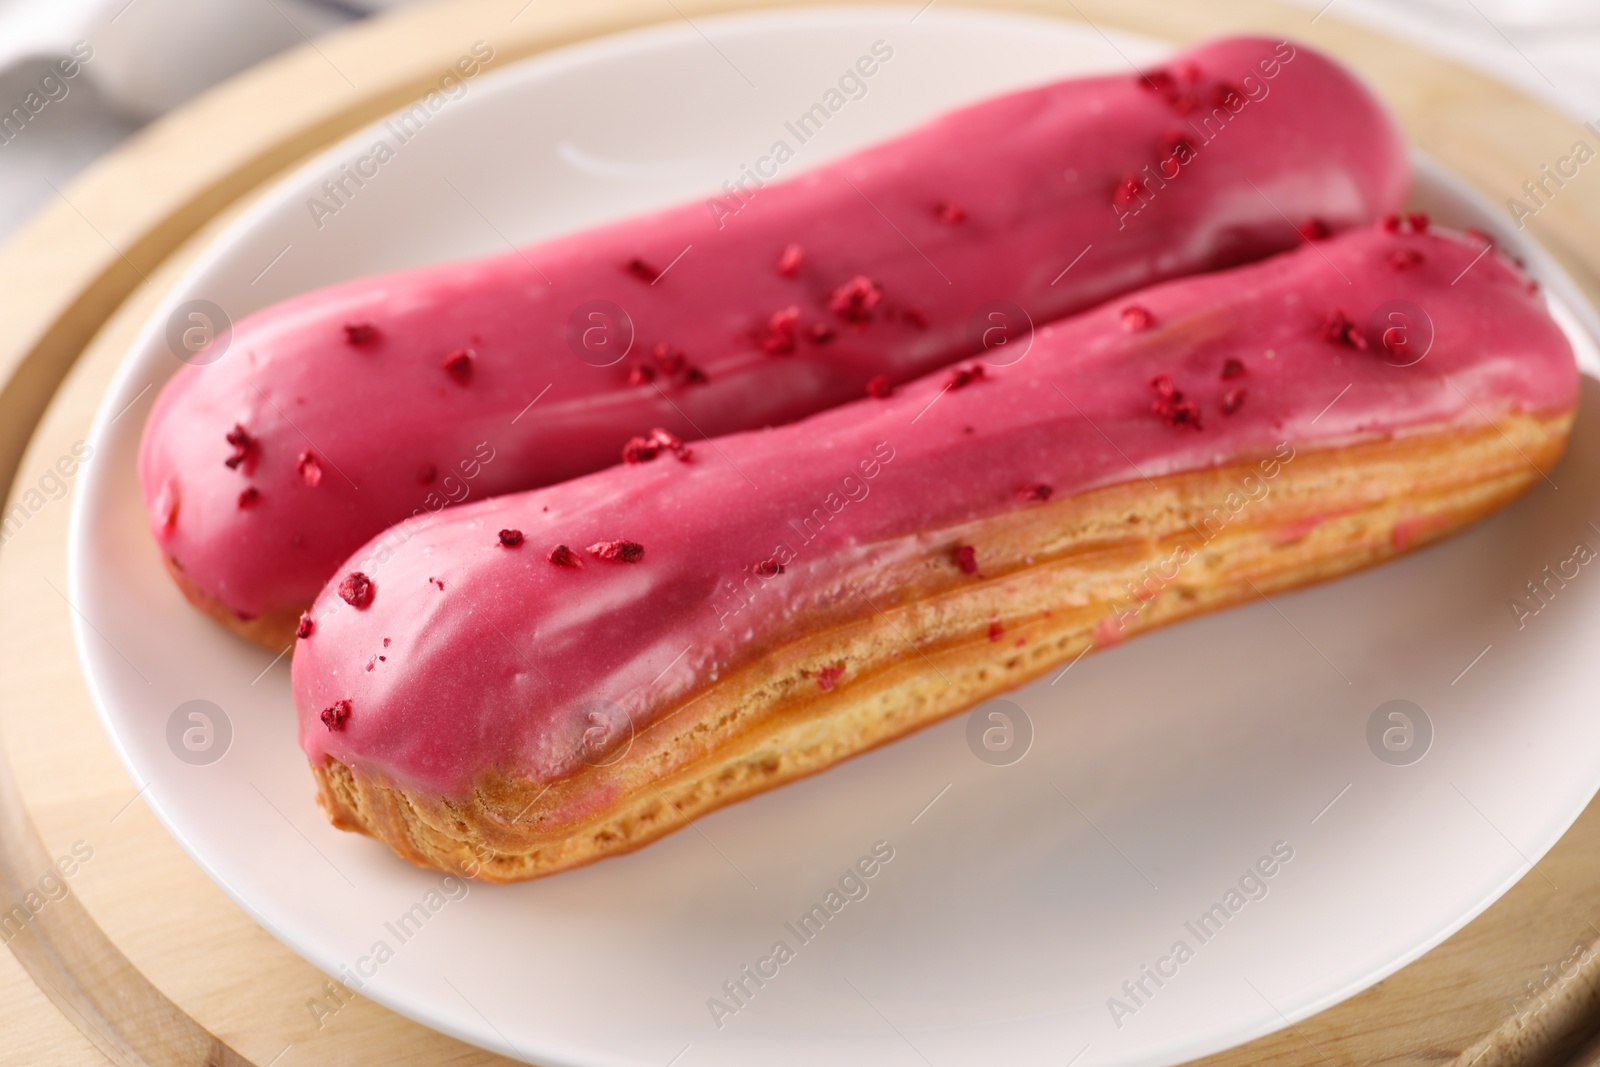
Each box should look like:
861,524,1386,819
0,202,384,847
0,0,1596,245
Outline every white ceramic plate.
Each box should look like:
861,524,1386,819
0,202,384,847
68,7,1600,1066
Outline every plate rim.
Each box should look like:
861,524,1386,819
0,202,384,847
64,9,1600,1066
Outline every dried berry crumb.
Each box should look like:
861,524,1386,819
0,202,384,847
652,342,686,375
548,544,580,567
1150,375,1203,429
442,348,475,383
777,244,803,276
1380,325,1413,358
296,614,315,639
417,463,437,485
954,544,978,574
343,322,379,347
1377,212,1429,236
988,621,1005,642
224,424,256,471
498,528,524,547
1160,127,1194,162
763,306,800,355
296,449,322,487
829,276,882,323
1320,309,1368,350
816,665,844,691
1139,68,1176,96
1171,74,1203,115
654,427,691,459
628,363,656,386
946,364,986,390
622,427,692,464
1221,358,1245,379
338,571,375,609
810,323,835,345
1137,65,1202,114
237,487,261,509
320,699,351,731
621,435,654,464
624,257,659,282
1114,174,1145,207
1121,305,1154,332
935,200,966,224
1298,217,1331,241
645,344,708,388
866,374,893,399
588,539,644,563
754,559,784,577
1389,248,1424,271
902,307,929,329
1019,483,1052,502
1221,388,1246,415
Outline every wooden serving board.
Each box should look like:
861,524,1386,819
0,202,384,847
4,1,1600,1064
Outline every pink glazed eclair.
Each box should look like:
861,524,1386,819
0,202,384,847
141,35,1408,647
291,223,1576,881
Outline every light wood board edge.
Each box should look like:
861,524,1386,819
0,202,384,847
1,180,522,1067
1,1,1598,1065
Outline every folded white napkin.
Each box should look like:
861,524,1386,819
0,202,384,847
0,0,375,119
0,0,421,237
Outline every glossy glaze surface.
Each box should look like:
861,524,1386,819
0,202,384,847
291,226,1576,796
141,35,1408,620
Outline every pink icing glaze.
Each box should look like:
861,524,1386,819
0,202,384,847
141,35,1408,621
292,226,1577,797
